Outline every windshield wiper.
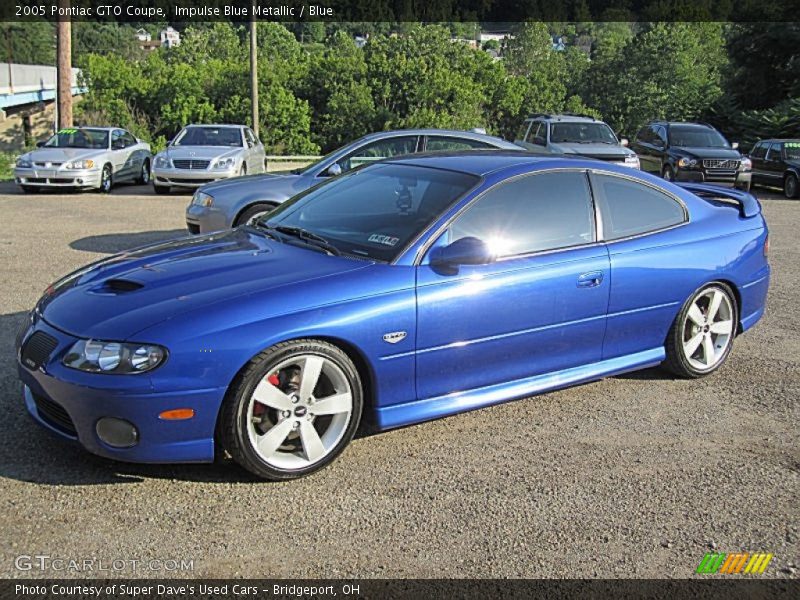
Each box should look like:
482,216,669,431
269,225,341,256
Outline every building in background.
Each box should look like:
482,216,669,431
160,26,181,48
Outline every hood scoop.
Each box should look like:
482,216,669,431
95,278,145,294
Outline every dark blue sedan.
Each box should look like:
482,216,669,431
17,152,770,480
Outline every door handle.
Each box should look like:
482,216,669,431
577,271,604,288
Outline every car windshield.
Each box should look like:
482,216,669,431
784,142,800,160
669,126,730,148
550,122,618,144
262,163,479,261
44,128,108,149
174,126,243,147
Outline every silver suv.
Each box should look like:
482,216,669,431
514,113,640,169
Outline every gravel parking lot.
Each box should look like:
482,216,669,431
0,181,797,579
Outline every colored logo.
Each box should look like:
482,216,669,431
696,552,773,574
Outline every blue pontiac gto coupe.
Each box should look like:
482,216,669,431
16,152,770,480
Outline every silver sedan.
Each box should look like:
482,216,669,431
14,127,151,193
152,124,266,194
186,129,522,233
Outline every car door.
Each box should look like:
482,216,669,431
109,129,131,180
748,141,768,185
588,172,690,360
632,126,659,174
415,170,610,401
246,128,265,172
764,142,785,185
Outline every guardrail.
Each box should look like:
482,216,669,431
264,155,321,173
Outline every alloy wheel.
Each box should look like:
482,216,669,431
141,162,151,184
101,166,112,192
786,175,798,199
246,354,353,470
681,287,734,371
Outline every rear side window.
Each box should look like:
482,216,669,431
426,136,492,151
448,171,594,257
592,174,686,240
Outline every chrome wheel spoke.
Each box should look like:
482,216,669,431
683,332,704,357
252,379,293,411
312,392,352,415
687,303,704,326
299,356,324,401
256,419,294,460
299,420,326,462
710,319,733,335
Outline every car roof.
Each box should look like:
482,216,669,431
386,150,587,176
651,121,717,129
525,114,600,123
68,126,115,131
755,138,800,143
357,128,521,148
185,124,246,128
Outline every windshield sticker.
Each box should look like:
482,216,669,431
58,128,78,134
368,234,400,247
786,142,800,148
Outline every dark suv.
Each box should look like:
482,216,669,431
632,122,752,191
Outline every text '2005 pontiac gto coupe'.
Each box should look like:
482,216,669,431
17,152,769,480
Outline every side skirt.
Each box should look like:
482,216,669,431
374,347,666,430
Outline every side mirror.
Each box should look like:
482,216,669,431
732,142,739,150
36,141,45,148
430,237,495,272
326,163,342,177
620,138,629,147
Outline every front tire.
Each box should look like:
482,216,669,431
99,164,113,193
137,160,151,185
153,184,170,195
663,283,738,378
235,202,277,227
662,165,675,182
219,339,363,481
785,173,799,199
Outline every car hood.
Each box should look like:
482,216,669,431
38,228,370,340
24,148,104,163
672,146,742,159
163,146,242,161
198,172,313,206
550,142,633,157
201,172,298,193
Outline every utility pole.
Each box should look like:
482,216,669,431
249,9,259,137
56,0,72,129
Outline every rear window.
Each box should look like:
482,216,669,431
592,174,686,240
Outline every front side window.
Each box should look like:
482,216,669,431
515,120,532,142
592,174,686,240
174,126,243,147
766,143,784,160
750,142,767,159
335,136,419,173
668,126,730,149
448,171,595,258
265,163,477,262
550,122,618,144
426,136,491,151
44,128,109,149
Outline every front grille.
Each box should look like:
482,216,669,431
20,331,58,370
32,393,77,435
26,178,46,183
703,159,740,170
34,162,63,167
172,159,210,170
170,178,214,184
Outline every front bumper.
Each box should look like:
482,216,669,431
153,166,237,189
674,168,752,187
16,317,222,464
185,204,232,234
15,167,102,189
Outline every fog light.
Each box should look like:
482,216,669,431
76,178,83,184
96,417,139,448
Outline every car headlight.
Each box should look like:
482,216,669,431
16,157,32,168
739,157,752,171
213,157,236,170
624,155,640,168
65,159,95,170
154,156,172,169
677,157,697,168
63,339,166,374
192,190,214,207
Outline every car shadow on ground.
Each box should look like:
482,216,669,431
70,230,189,254
0,310,381,486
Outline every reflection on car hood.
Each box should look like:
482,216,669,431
672,147,742,160
550,142,633,157
164,145,242,161
38,228,369,340
24,148,102,163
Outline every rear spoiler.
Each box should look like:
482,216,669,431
677,183,761,218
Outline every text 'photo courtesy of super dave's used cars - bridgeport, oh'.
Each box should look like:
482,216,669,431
16,152,769,480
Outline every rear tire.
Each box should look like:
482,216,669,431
218,339,362,481
137,160,151,185
663,282,738,378
235,202,277,227
153,184,170,195
785,173,799,199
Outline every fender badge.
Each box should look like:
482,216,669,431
383,331,407,344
